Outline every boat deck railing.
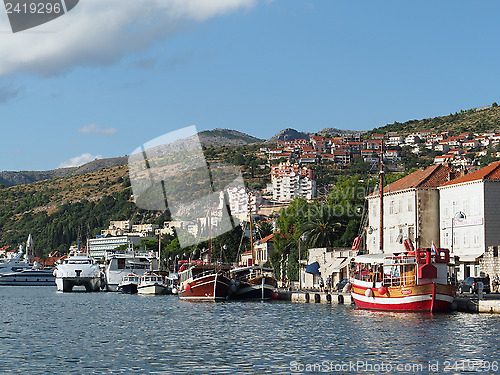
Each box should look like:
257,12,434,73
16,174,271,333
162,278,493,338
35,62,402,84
383,274,417,287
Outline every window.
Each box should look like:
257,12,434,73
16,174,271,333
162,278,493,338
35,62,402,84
408,226,415,241
462,199,469,215
389,201,394,214
408,198,413,212
443,232,449,247
443,201,448,217
398,199,402,214
473,229,480,246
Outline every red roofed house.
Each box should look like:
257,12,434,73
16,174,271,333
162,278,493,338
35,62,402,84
253,233,275,267
438,160,500,279
366,164,460,254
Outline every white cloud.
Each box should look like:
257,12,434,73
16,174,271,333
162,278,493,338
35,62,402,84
0,0,257,76
78,123,117,135
58,153,102,168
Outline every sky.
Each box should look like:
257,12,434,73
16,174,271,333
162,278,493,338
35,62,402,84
1,0,500,172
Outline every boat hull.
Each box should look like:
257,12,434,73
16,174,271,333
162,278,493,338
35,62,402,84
350,281,456,312
118,283,138,294
137,284,168,295
232,276,277,300
0,271,55,286
179,273,231,301
56,277,101,292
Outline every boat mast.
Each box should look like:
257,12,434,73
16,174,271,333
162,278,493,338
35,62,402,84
208,193,212,264
379,138,385,253
248,192,254,265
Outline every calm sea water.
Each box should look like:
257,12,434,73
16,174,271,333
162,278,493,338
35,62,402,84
0,287,499,374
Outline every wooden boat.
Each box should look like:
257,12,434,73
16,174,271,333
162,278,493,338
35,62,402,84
349,248,456,312
178,262,231,301
230,266,278,300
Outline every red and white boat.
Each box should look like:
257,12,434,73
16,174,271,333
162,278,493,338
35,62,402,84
349,248,456,312
178,262,231,301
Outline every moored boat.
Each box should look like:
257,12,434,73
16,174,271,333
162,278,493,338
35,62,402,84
118,273,140,294
0,263,55,286
349,248,456,312
230,266,278,300
137,272,169,295
104,251,158,292
178,262,231,301
54,251,101,292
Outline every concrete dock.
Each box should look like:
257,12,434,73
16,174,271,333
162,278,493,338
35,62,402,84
278,289,500,314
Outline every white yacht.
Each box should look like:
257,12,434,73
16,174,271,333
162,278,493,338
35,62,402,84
0,235,34,275
104,251,159,292
54,251,102,292
0,262,55,286
137,272,169,295
0,251,30,275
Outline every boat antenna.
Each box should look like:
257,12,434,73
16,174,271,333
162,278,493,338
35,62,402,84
379,138,385,253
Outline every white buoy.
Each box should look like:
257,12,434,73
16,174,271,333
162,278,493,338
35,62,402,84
365,288,373,297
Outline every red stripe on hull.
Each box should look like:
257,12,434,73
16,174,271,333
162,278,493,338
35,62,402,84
352,296,452,312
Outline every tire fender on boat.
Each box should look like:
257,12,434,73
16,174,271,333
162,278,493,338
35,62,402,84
365,288,373,297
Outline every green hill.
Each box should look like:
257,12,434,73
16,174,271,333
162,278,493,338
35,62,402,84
367,103,500,137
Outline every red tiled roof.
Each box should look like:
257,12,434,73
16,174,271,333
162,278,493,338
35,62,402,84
440,160,500,187
260,233,274,242
370,164,459,196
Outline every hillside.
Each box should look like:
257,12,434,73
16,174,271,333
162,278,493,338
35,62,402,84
0,165,157,255
198,128,263,146
0,129,260,188
368,103,500,136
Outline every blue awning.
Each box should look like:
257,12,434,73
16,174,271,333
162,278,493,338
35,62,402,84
305,261,320,275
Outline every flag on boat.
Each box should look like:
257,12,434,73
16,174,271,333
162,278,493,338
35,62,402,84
431,241,439,256
403,238,414,252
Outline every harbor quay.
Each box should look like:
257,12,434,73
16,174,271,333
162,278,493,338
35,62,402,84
277,288,500,314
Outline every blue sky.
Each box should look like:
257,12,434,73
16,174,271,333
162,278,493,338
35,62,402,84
1,0,500,171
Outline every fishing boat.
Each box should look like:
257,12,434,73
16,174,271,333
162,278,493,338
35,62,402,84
348,141,455,312
53,250,101,292
230,265,278,300
230,192,278,300
178,262,232,301
349,248,456,312
118,273,140,294
137,272,169,295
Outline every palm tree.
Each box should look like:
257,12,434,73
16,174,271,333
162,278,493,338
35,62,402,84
300,207,345,248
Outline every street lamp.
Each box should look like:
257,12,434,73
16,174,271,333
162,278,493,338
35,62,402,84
451,211,466,255
298,234,307,290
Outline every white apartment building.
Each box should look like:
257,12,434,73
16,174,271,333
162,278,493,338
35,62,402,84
220,186,262,222
271,162,316,202
367,164,459,254
438,160,500,279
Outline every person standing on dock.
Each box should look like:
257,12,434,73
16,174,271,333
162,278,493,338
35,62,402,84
326,276,331,292
319,277,324,292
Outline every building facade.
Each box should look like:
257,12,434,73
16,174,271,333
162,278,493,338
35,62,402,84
366,164,459,254
438,161,500,278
